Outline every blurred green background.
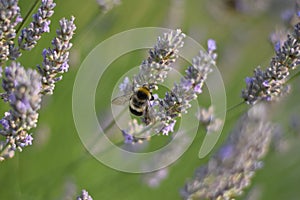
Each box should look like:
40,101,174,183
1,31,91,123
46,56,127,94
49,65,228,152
0,0,300,199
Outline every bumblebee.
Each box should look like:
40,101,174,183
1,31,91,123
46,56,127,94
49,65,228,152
112,85,155,125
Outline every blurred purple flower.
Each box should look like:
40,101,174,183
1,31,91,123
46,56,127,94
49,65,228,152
218,144,234,161
161,121,175,135
193,83,202,94
207,39,217,52
77,189,93,200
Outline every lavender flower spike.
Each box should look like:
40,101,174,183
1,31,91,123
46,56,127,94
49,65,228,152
17,0,56,52
138,29,185,86
38,16,76,95
0,62,42,160
242,22,300,104
77,189,93,200
0,0,22,64
121,29,185,95
181,103,274,200
153,41,216,135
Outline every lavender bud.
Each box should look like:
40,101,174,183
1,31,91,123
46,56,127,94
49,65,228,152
38,16,76,95
0,62,42,160
122,29,185,93
153,45,215,135
242,23,300,104
0,0,22,64
18,0,56,52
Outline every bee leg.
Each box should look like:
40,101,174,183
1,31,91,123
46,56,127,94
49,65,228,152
150,93,154,101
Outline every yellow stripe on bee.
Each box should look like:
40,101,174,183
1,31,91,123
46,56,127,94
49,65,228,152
138,87,151,99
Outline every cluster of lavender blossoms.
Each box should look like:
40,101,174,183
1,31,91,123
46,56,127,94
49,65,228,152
18,0,55,52
120,29,186,94
153,39,217,135
179,4,300,199
0,0,76,161
96,0,121,13
0,62,41,157
181,103,274,200
119,29,220,143
119,29,185,142
38,16,76,95
0,0,22,64
76,189,93,200
242,20,300,104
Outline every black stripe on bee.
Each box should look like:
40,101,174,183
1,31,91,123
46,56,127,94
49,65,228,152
131,96,146,107
129,106,143,116
130,99,146,112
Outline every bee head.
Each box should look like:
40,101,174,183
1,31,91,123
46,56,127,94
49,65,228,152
141,83,157,91
137,87,151,100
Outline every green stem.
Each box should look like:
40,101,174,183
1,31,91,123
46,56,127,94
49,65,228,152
226,101,245,113
16,0,40,34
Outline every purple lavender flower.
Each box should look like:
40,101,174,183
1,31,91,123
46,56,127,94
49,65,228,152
2,62,42,129
122,130,135,144
18,134,33,147
180,78,193,91
0,115,9,131
207,39,217,52
0,0,22,64
217,144,234,161
0,0,76,162
152,45,216,135
243,8,300,104
119,77,131,94
270,28,294,54
18,0,56,52
245,77,253,84
41,20,51,33
181,104,274,199
120,29,185,95
38,16,76,95
193,83,202,94
97,0,121,13
160,121,175,136
77,189,93,200
0,62,42,158
116,32,220,141
60,61,69,72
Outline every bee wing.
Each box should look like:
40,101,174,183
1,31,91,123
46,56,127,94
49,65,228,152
111,94,131,105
